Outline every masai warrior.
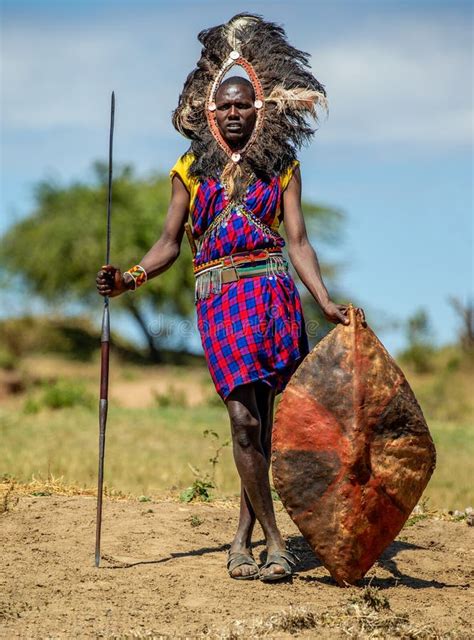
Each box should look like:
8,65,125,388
96,13,364,582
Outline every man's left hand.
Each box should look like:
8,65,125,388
321,301,366,326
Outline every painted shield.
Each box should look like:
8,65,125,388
272,305,436,585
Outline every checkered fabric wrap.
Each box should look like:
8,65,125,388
191,172,308,400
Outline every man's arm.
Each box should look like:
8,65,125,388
96,175,190,297
282,165,349,325
139,175,190,278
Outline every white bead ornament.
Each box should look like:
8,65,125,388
231,152,241,163
208,102,216,112
230,51,240,60
254,99,263,109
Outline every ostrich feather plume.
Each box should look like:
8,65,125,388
172,13,327,185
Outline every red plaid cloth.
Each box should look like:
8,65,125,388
197,274,308,399
177,160,308,400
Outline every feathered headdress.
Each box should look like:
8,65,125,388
172,13,327,197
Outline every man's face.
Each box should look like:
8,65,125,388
215,83,256,149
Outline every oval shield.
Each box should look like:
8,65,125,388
272,305,436,585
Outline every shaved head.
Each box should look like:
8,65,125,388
216,76,255,100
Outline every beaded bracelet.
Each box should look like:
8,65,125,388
124,265,147,290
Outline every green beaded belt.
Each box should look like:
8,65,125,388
194,249,288,300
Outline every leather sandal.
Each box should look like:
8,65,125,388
227,551,260,580
259,549,298,582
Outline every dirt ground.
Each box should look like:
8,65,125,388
1,495,472,639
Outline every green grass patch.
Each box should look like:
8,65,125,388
1,405,472,508
1,350,473,510
24,380,95,413
0,403,238,497
424,420,474,509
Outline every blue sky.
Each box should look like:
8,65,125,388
1,0,472,353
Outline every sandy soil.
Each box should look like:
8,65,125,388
1,496,472,639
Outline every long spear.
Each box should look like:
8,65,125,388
95,91,115,567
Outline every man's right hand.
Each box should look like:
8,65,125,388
96,265,131,298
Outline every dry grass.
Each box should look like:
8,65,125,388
0,480,18,514
0,474,131,505
0,476,246,511
203,588,456,639
89,605,458,640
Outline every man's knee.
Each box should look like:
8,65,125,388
229,406,260,449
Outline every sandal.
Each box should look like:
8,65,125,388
259,549,298,583
227,551,260,580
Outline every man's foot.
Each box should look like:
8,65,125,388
227,550,260,580
259,548,298,582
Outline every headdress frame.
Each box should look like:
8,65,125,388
206,52,265,166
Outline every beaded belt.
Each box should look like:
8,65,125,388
193,248,288,300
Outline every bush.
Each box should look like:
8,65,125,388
0,315,144,362
153,385,188,408
24,380,95,413
399,309,435,374
0,348,17,371
399,344,435,374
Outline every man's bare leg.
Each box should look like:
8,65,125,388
226,382,287,579
256,381,275,461
228,383,274,577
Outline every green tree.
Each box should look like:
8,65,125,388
448,296,474,353
0,162,345,360
399,308,435,373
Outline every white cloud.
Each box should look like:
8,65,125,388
309,17,472,145
1,13,199,134
1,6,472,149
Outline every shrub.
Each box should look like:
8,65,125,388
179,479,214,503
24,380,95,413
153,385,188,408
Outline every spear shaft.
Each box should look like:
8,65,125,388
95,91,115,568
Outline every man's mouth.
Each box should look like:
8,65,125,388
226,123,242,132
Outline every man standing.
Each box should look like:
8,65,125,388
97,13,362,582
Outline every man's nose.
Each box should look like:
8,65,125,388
228,105,240,118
